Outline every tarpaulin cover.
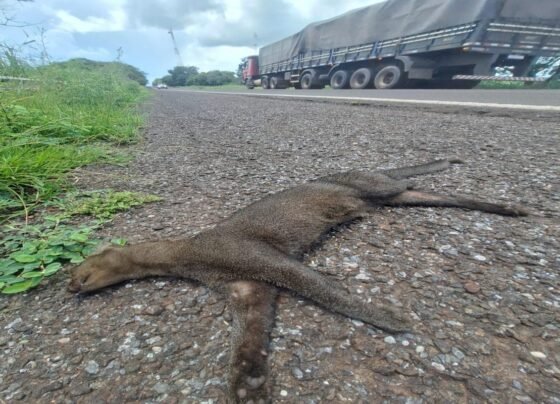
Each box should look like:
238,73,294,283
259,0,560,66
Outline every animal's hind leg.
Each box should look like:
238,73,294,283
226,280,277,403
229,241,411,333
385,190,528,216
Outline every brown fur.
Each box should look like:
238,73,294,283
68,159,528,403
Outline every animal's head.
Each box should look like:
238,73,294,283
68,245,133,293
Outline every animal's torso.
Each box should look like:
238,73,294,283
211,182,369,257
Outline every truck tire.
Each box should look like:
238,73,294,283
300,72,314,90
262,76,270,89
373,64,406,89
350,68,373,89
330,70,350,89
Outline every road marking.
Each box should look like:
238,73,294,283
177,89,560,112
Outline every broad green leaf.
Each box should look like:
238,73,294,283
21,271,44,278
2,279,34,294
111,238,127,246
0,282,4,289
44,262,62,276
12,254,39,264
69,233,88,243
29,276,43,288
0,275,25,284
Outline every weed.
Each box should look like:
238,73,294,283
0,189,161,294
61,190,162,220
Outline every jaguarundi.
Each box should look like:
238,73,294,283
68,158,528,403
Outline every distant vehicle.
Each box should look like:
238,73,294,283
156,84,168,89
240,0,560,90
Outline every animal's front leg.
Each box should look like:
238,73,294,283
226,280,277,404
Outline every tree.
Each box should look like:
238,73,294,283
163,66,199,87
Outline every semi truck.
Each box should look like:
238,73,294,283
239,0,560,90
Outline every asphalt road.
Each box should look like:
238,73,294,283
178,88,560,111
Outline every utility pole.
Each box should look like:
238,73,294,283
168,28,184,67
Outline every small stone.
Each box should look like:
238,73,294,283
153,382,170,394
530,351,546,359
473,254,487,262
143,305,164,316
451,347,465,361
416,346,425,354
512,380,523,390
291,367,304,380
431,362,445,372
280,390,288,397
384,336,396,344
464,281,481,294
58,337,70,344
84,360,99,375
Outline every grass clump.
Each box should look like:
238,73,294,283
62,190,162,220
0,56,149,219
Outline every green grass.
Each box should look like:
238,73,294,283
0,54,154,294
0,59,149,219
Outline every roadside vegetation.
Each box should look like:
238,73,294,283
152,65,236,87
0,52,158,294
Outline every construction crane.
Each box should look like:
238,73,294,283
168,28,184,67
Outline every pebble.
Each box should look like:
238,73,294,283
84,360,99,375
291,367,304,380
384,336,396,344
280,390,288,397
530,351,546,359
431,362,446,372
153,382,170,394
464,281,481,294
473,254,487,262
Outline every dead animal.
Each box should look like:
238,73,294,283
69,158,527,403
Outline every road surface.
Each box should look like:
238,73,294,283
177,87,560,111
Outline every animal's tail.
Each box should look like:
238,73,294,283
381,158,464,179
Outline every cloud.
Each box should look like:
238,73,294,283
54,8,127,33
124,0,223,30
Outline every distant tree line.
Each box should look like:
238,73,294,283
153,66,236,87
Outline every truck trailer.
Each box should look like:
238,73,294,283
240,0,560,90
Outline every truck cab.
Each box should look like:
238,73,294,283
239,56,259,89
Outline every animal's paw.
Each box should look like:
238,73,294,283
233,374,268,404
374,304,413,334
505,205,529,217
229,347,270,403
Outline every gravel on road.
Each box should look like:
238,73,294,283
1,91,559,403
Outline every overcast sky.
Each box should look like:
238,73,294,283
1,0,382,82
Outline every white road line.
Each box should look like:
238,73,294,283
177,89,560,112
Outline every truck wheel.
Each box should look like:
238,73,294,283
300,72,313,89
262,76,270,89
373,65,406,89
270,77,278,89
330,70,350,89
350,68,373,89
